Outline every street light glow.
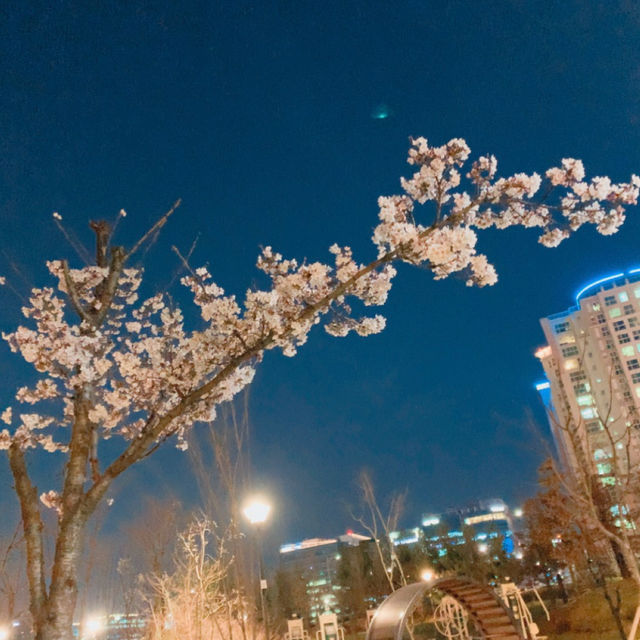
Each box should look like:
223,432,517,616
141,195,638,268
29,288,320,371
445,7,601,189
85,616,103,635
420,568,435,582
243,497,271,524
0,626,9,640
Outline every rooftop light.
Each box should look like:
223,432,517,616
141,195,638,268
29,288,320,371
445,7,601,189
575,272,624,301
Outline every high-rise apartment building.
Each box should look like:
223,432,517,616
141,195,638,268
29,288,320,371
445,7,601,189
536,268,640,481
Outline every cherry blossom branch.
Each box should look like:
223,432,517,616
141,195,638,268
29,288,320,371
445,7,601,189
7,443,47,621
80,217,454,514
93,246,126,326
62,261,95,326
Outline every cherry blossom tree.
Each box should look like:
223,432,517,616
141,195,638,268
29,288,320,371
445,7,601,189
1,137,639,640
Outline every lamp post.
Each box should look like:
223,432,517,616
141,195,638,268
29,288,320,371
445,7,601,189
243,498,271,640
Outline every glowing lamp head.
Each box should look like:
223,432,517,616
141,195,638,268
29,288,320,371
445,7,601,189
85,617,103,635
420,568,435,582
243,498,271,525
513,508,523,518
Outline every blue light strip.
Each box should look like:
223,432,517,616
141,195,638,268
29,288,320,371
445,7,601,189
629,268,640,275
575,272,624,301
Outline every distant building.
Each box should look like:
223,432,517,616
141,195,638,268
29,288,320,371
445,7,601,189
536,269,640,486
391,498,520,557
279,531,370,622
72,613,146,640
420,499,518,555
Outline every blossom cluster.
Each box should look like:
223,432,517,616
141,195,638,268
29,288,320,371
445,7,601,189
372,137,639,286
0,137,637,468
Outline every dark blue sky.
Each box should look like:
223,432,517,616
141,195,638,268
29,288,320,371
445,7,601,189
1,1,640,552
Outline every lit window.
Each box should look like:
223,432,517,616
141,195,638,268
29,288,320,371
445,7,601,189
586,421,602,433
577,394,593,406
619,292,629,302
581,408,596,419
635,287,640,299
592,302,601,311
564,359,578,371
610,308,622,318
622,346,635,357
635,386,640,398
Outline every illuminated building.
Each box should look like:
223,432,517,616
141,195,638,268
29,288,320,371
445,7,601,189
414,499,518,555
536,269,640,483
71,614,146,640
278,531,370,623
387,500,521,559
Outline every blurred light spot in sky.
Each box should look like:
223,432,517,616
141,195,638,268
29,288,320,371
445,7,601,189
371,103,392,119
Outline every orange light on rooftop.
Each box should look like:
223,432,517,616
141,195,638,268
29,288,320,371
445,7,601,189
535,346,552,359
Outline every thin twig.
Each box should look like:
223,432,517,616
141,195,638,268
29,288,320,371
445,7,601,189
53,217,91,265
126,199,182,261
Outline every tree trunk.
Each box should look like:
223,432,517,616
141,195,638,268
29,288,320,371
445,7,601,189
594,576,626,640
8,444,48,634
629,597,640,640
41,510,90,640
555,573,568,604
616,540,640,640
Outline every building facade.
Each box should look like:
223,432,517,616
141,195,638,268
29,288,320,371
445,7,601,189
278,532,370,623
419,499,518,557
536,269,640,485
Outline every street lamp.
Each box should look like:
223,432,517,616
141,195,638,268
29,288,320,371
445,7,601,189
243,497,271,640
84,616,103,640
420,568,435,582
243,499,271,525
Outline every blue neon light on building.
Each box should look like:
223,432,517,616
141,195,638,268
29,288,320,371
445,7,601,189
575,268,640,302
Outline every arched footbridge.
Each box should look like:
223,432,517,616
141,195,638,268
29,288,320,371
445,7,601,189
365,576,528,640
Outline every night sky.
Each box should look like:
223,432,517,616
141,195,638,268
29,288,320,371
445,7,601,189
1,1,640,554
